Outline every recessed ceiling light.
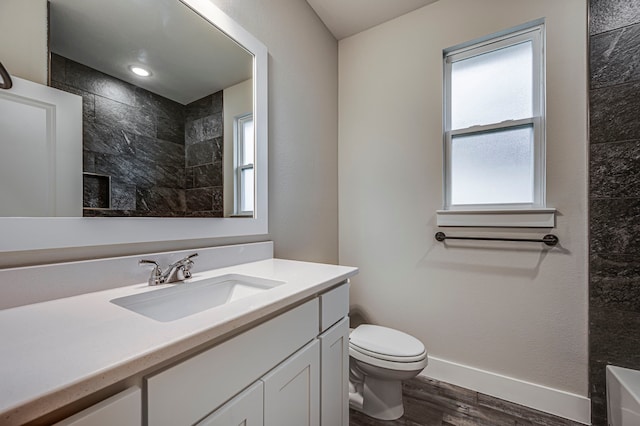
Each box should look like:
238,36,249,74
129,66,151,77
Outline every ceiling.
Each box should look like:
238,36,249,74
306,0,439,40
49,0,253,105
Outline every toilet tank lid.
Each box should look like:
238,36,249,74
350,324,425,357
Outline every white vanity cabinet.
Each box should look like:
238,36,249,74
0,250,359,426
319,284,351,426
144,281,350,426
263,340,320,426
146,299,319,426
54,387,141,426
319,317,350,426
52,282,350,426
196,381,264,426
198,339,321,426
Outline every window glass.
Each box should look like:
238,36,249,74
242,119,254,165
450,125,534,205
451,41,533,129
241,167,254,212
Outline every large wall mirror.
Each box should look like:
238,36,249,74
0,0,268,252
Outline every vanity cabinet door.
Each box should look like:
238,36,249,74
54,387,140,426
319,317,349,426
262,339,320,426
197,381,263,426
146,299,318,426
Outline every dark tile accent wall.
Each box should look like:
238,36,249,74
82,174,110,209
349,376,583,426
184,93,224,217
589,1,640,424
51,54,224,217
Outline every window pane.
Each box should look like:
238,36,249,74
242,119,254,165
451,41,533,129
450,125,534,205
241,167,254,212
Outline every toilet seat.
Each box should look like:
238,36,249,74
349,325,427,371
350,342,427,363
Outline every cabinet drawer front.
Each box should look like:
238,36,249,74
146,299,319,426
54,387,140,426
197,381,263,426
320,282,349,332
320,317,349,426
262,340,320,426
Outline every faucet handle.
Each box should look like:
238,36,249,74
178,253,198,280
169,253,198,268
183,253,198,262
139,259,162,286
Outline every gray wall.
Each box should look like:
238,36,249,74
0,0,47,85
210,0,340,264
339,0,589,420
589,0,640,424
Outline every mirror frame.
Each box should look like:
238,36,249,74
0,0,268,253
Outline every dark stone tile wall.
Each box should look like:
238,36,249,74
184,93,224,217
82,174,110,209
51,54,223,217
589,1,640,424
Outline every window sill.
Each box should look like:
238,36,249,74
436,208,556,228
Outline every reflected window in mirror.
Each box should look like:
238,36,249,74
234,113,254,216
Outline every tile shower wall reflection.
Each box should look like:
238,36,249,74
50,54,224,217
185,94,224,215
589,0,640,424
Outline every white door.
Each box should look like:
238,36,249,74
197,381,264,426
262,340,320,426
0,76,82,216
320,317,350,426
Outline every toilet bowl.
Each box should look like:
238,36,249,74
348,324,428,420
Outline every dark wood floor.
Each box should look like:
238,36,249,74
349,376,585,426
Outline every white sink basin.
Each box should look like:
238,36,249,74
111,274,285,322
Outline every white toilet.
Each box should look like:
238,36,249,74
348,324,428,420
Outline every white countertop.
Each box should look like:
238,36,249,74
0,258,357,425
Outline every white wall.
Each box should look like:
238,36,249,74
223,78,253,217
0,0,48,85
339,0,589,419
0,0,339,267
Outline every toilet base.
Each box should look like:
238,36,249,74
347,324,428,421
349,363,405,420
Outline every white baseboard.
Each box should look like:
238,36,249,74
421,356,591,425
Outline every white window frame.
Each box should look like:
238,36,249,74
234,113,254,216
438,21,555,227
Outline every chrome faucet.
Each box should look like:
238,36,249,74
139,253,198,286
